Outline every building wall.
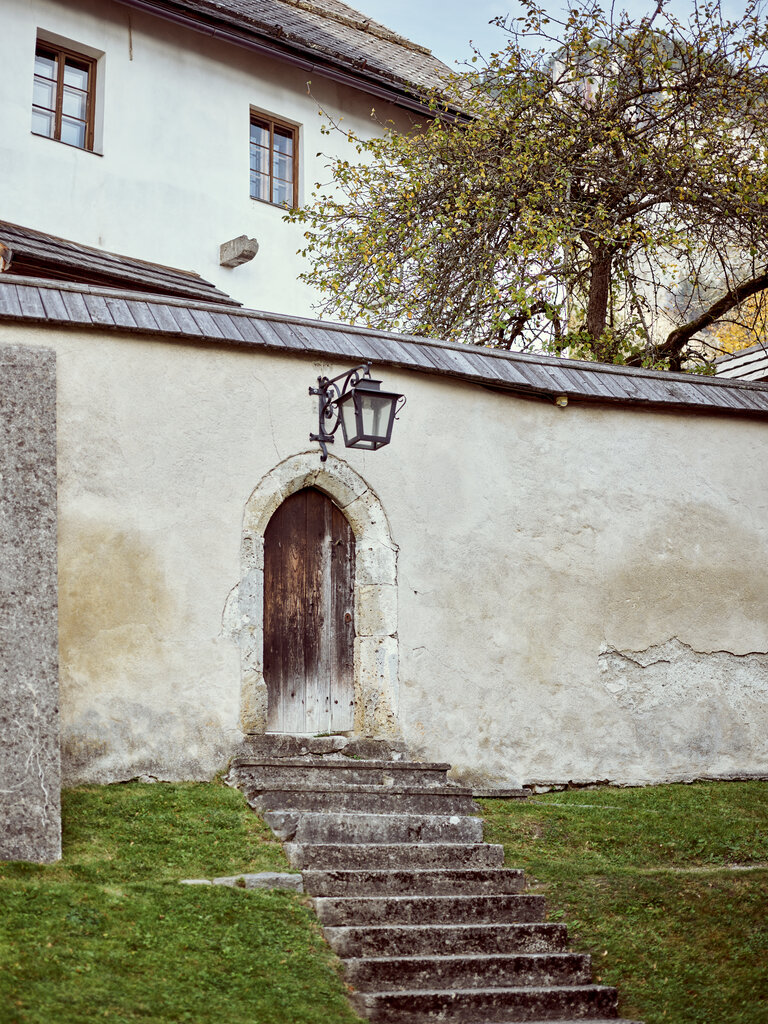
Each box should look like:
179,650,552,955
0,0,416,315
2,323,767,788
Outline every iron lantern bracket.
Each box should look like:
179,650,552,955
309,362,372,462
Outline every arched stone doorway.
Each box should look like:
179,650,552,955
232,453,400,738
263,487,355,733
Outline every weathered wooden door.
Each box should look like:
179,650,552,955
263,487,355,733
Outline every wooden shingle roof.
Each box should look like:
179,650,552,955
115,0,454,111
2,275,768,418
0,221,240,307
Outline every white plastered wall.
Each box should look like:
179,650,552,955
2,321,767,786
0,0,419,315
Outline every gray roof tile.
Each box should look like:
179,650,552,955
16,284,46,319
0,283,22,318
0,220,239,307
2,277,768,418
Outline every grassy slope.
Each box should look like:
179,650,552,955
0,782,362,1024
3,780,767,1023
481,782,768,1024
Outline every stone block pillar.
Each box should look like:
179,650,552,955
0,343,60,862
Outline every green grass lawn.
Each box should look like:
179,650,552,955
481,781,768,1024
4,779,767,1024
0,782,362,1024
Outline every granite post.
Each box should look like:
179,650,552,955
0,342,60,862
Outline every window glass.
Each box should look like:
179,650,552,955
273,150,292,182
33,78,56,110
274,128,293,155
273,179,292,207
62,86,87,120
250,122,269,148
32,42,94,151
250,173,271,202
35,52,57,79
63,60,89,90
60,117,86,148
250,146,270,175
31,108,55,137
249,114,297,207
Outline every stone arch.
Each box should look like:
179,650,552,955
235,452,400,737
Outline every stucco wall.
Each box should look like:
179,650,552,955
0,0,416,315
1,323,766,787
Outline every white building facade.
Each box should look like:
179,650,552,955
0,0,447,314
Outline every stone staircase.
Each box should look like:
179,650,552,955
229,735,642,1024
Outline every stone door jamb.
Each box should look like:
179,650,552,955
235,452,400,737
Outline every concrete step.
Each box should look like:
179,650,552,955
325,923,570,958
236,734,409,760
286,842,506,870
315,894,547,927
350,984,619,1023
249,786,479,816
266,810,483,845
302,867,525,896
344,952,593,992
234,758,453,790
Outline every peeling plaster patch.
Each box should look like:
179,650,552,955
599,638,768,772
233,452,400,737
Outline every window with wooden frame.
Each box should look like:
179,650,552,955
32,42,96,151
249,113,298,208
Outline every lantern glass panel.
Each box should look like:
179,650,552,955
359,391,393,440
337,391,358,443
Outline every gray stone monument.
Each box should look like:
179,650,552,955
0,343,60,862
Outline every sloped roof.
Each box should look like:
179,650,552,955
715,342,768,383
0,221,239,307
2,275,768,418
116,0,454,109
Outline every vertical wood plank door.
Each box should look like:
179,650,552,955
263,487,355,734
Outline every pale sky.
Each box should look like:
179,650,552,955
357,0,750,66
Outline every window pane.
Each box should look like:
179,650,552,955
62,85,87,120
250,122,268,147
33,77,56,111
60,116,86,148
273,150,293,182
35,52,57,79
274,127,293,155
250,145,270,175
250,172,270,202
273,179,292,207
31,107,55,137
250,173,272,200
63,60,89,91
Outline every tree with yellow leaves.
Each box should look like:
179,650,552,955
290,0,768,371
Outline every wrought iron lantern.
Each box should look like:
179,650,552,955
310,363,405,461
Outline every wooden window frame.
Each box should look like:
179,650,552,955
249,112,299,209
32,41,96,152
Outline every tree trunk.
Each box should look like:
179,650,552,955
585,251,612,345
